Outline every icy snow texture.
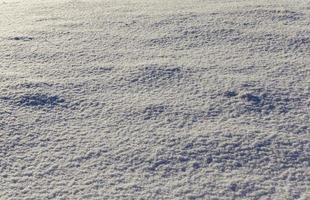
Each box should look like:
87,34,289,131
0,0,309,199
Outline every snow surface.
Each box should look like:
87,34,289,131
0,0,309,199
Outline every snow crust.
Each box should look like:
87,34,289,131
0,0,309,199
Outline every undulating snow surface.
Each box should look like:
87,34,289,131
0,0,309,199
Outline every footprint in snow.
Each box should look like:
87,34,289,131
9,36,34,41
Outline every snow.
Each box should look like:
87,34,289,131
0,0,309,199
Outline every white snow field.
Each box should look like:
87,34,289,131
0,0,309,199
